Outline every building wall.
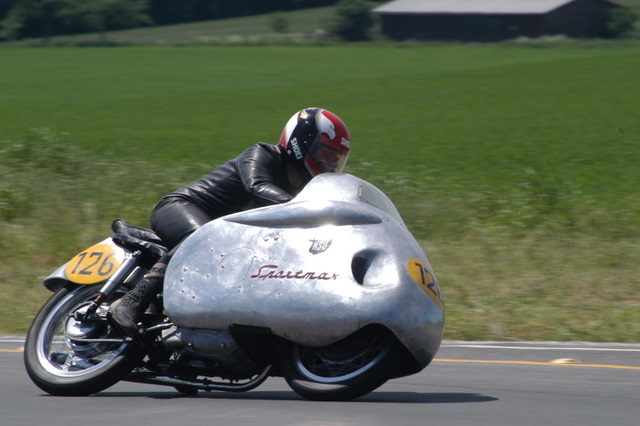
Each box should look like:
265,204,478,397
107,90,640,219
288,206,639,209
380,14,545,41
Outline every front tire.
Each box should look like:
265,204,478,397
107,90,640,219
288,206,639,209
280,325,404,401
24,284,145,396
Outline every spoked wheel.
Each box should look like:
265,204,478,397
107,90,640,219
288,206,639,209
24,284,145,396
280,325,403,401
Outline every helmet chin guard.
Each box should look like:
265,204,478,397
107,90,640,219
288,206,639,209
279,108,351,179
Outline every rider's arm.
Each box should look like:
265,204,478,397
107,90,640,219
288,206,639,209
236,143,294,207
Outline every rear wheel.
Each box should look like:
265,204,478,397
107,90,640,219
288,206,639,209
24,284,145,396
280,326,403,401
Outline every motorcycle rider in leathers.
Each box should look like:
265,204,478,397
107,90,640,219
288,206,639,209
109,108,351,337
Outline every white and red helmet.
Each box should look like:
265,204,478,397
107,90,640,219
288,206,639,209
279,108,351,178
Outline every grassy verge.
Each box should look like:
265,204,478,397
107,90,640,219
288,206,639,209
1,45,638,341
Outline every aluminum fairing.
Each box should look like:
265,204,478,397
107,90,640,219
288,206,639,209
164,174,444,368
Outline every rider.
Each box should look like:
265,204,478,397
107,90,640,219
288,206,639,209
109,107,351,337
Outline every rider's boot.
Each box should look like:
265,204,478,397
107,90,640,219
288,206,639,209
109,259,166,337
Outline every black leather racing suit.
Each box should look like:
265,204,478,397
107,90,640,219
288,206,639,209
150,143,299,250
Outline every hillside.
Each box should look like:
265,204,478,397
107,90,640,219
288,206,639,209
2,6,343,46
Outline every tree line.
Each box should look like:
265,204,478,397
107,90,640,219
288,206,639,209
0,0,344,41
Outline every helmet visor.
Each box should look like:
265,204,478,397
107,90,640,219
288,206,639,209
309,142,349,174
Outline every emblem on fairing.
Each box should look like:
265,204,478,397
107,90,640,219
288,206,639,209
250,264,338,281
309,239,332,255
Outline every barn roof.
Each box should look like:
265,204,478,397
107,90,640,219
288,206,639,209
373,0,600,15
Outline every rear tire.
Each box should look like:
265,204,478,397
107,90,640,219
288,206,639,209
280,326,403,401
24,284,145,396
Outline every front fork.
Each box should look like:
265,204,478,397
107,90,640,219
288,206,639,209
75,250,144,321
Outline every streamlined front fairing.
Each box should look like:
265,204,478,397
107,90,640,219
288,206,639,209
164,174,444,368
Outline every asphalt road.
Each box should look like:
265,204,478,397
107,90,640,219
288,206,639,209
2,337,639,426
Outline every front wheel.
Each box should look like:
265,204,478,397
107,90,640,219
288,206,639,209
24,284,145,396
279,325,405,401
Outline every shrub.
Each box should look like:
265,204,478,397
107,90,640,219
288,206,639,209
331,0,374,41
270,13,290,34
605,6,638,38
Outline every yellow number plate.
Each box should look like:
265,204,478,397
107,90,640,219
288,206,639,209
408,258,444,310
64,241,126,284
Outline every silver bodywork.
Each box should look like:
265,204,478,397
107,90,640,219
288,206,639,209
164,174,444,369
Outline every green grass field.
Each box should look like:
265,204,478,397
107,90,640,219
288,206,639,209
1,44,639,341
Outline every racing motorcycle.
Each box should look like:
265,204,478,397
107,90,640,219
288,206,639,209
24,173,444,401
